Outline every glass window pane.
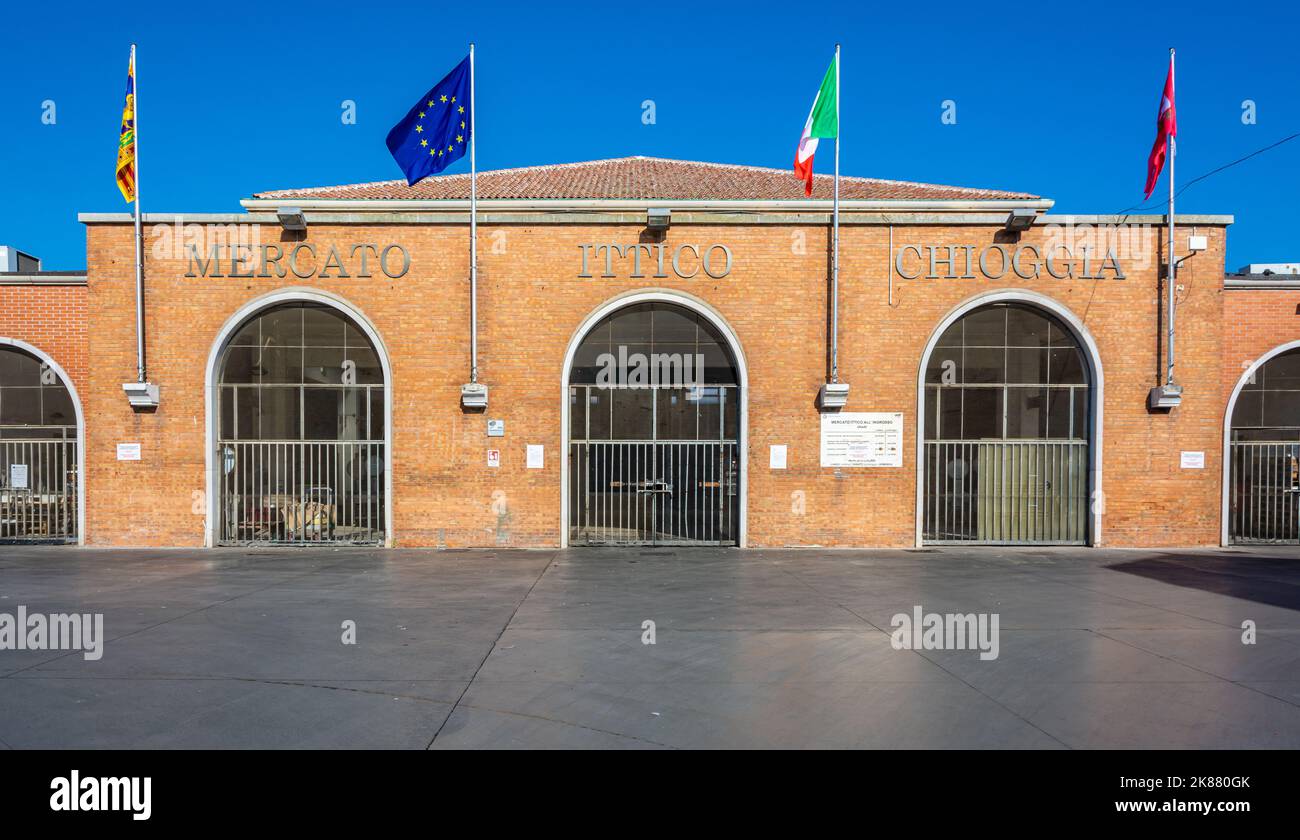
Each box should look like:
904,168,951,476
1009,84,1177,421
587,388,611,440
939,389,962,439
610,388,653,440
1232,390,1263,429
221,346,257,383
963,308,1006,346
925,386,938,439
261,306,303,347
257,347,302,384
235,387,258,439
696,387,722,440
303,347,346,385
1048,348,1086,384
926,349,960,385
0,387,40,424
609,304,652,343
346,348,383,385
934,321,963,348
367,388,384,440
229,320,260,346
41,386,74,425
656,388,696,440
569,387,587,440
1045,387,1072,439
653,308,697,342
1072,389,1088,439
1006,348,1049,384
302,306,346,346
220,387,236,439
962,388,1003,440
260,387,301,440
0,350,43,386
1006,386,1047,439
1262,390,1300,428
723,387,738,441
1262,351,1300,390
963,347,1004,384
1006,305,1051,346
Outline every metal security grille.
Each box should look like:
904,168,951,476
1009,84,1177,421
0,428,78,543
924,440,1087,544
217,440,385,545
1229,442,1300,544
570,440,738,545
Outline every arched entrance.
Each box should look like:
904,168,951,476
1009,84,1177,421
205,292,392,546
562,293,746,547
916,294,1102,546
1224,342,1300,544
0,339,82,544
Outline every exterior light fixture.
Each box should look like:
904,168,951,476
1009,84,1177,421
122,381,160,409
646,208,671,231
818,382,850,410
276,207,307,232
461,382,488,409
1147,383,1183,410
1004,209,1036,232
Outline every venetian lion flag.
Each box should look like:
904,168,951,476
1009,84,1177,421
115,49,137,203
793,55,838,197
1143,53,1177,201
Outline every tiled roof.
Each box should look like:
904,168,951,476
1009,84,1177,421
252,156,1039,202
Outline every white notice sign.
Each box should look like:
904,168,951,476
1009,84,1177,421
1181,451,1205,469
117,443,141,461
9,463,28,489
526,444,544,469
769,445,788,469
820,412,904,468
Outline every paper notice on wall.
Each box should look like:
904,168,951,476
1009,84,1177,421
487,449,500,468
820,413,904,468
1181,451,1206,469
9,463,28,489
116,443,141,461
526,444,544,469
769,445,788,469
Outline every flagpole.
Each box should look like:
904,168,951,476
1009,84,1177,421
830,42,840,385
469,42,478,385
1166,46,1176,388
131,43,146,384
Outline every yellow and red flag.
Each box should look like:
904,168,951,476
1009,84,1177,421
116,48,137,203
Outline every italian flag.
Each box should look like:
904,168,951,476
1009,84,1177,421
794,54,839,197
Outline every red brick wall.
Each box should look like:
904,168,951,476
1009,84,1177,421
78,218,1234,548
0,283,88,392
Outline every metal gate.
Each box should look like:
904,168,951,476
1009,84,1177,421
1229,442,1300,544
923,440,1088,544
569,441,738,545
218,440,385,545
0,428,78,543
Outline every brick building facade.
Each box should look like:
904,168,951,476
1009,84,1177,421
3,157,1296,548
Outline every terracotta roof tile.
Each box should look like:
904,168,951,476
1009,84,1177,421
252,156,1039,202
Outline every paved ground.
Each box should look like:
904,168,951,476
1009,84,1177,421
1,544,1298,748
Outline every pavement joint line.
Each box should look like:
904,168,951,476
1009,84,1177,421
425,551,558,749
447,700,677,749
1088,627,1300,711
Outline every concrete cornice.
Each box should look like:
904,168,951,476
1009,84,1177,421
0,273,88,286
1040,213,1234,226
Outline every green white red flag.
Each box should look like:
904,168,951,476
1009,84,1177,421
794,55,839,197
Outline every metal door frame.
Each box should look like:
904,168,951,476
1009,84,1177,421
560,291,748,548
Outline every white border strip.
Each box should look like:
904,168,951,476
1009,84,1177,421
559,290,749,548
913,290,1106,547
1220,339,1300,545
202,288,395,547
0,338,86,546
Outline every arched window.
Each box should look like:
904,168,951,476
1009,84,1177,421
922,303,1091,544
216,303,386,545
567,302,740,546
1228,347,1300,543
0,344,78,542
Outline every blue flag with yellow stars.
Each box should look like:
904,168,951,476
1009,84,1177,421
386,56,471,185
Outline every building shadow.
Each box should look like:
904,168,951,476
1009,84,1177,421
1108,551,1300,611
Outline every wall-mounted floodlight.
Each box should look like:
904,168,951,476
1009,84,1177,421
461,382,488,409
647,208,671,231
1004,209,1036,232
277,207,307,232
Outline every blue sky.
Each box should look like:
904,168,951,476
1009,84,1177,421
3,0,1296,270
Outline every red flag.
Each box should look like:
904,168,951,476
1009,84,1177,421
1143,54,1177,200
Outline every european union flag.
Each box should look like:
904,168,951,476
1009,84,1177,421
385,56,472,185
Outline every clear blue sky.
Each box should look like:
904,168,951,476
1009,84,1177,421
4,0,1296,270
